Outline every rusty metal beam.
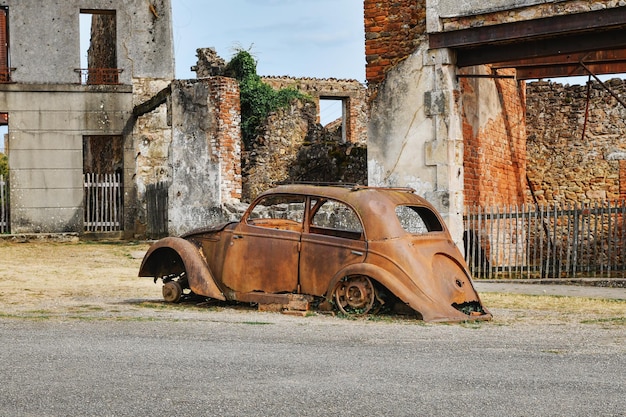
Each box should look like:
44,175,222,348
515,62,626,80
429,7,626,49
455,29,626,67
492,49,626,70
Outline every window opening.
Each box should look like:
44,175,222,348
247,195,305,231
79,10,119,85
395,205,443,234
319,97,347,143
310,199,363,240
0,7,12,83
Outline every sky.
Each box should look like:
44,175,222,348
171,0,366,82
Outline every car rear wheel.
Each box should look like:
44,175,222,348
333,275,376,315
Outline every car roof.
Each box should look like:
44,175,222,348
259,184,447,240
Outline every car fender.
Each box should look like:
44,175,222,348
138,237,226,301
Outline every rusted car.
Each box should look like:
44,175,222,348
139,184,491,322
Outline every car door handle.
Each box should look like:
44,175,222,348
351,250,363,256
233,235,244,240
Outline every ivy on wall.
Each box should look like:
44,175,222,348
223,50,310,148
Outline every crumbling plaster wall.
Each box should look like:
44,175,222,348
1,0,174,235
165,78,241,236
366,0,465,242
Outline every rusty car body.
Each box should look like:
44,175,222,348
139,184,491,322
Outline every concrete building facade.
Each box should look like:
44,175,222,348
0,0,174,236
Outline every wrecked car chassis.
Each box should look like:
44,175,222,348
139,184,491,322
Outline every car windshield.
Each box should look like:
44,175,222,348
395,205,443,234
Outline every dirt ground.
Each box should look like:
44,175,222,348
1,240,625,326
0,240,161,317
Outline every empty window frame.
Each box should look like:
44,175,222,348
79,10,119,84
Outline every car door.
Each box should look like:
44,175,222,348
221,194,305,294
299,198,367,295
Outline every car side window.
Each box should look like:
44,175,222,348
395,205,443,234
247,195,305,231
310,199,363,240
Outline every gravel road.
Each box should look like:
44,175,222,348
1,306,624,417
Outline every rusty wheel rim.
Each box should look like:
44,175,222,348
334,275,375,315
162,280,182,303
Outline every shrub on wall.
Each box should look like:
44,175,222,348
223,50,310,148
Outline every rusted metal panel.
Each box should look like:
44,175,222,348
139,185,492,322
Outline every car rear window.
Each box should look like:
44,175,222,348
395,205,443,234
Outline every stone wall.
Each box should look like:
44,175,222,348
262,76,368,144
242,99,367,201
438,0,626,31
526,78,626,204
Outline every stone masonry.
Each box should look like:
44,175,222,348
526,78,626,204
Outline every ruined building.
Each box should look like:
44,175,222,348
365,0,626,244
0,0,174,237
3,0,625,244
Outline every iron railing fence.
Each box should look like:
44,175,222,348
464,201,626,279
0,174,8,233
84,173,122,232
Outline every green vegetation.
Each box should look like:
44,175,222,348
0,152,7,178
223,50,310,148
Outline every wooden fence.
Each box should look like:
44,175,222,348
84,173,122,232
0,174,7,233
465,201,626,279
145,181,169,239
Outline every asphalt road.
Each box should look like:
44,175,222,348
1,309,624,417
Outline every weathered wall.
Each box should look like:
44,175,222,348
166,78,241,236
1,0,174,235
526,79,626,204
3,84,133,233
261,76,368,144
0,0,174,84
461,68,527,207
435,0,626,30
365,0,466,242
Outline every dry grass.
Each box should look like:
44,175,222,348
0,241,160,316
481,292,625,325
0,241,624,325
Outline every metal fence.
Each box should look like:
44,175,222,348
84,173,122,232
464,201,626,279
0,174,7,233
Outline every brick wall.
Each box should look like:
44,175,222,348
461,69,528,207
364,0,426,85
207,77,242,201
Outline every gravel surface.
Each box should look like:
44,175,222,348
0,241,624,416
